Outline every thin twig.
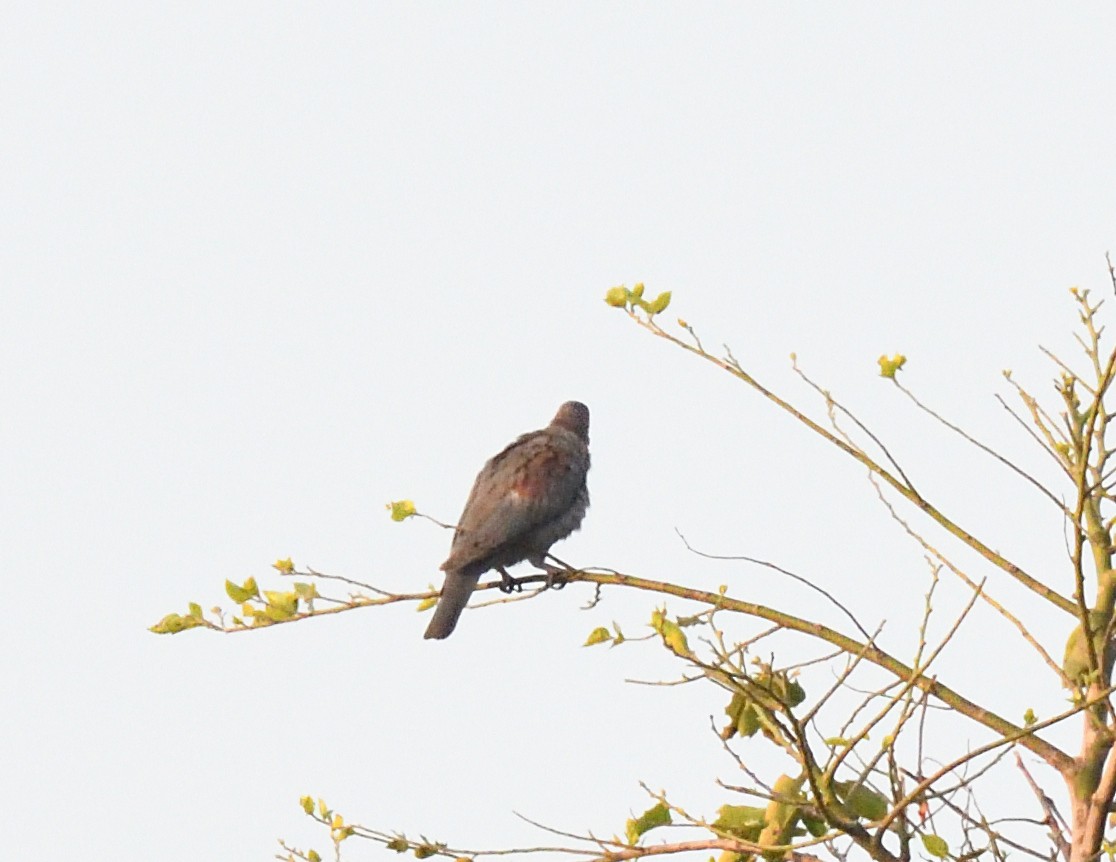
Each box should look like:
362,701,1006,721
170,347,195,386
675,530,872,641
1014,751,1071,862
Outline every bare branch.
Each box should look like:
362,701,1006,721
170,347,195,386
1014,752,1071,862
633,313,1076,616
674,530,872,640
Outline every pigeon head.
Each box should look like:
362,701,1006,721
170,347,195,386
551,401,589,442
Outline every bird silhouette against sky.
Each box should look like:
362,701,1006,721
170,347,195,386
424,401,591,639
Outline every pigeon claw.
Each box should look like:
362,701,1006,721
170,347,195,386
543,563,568,591
497,567,523,594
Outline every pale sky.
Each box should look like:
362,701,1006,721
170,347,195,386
4,4,1116,860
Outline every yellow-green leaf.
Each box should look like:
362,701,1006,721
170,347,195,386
584,626,611,647
922,833,950,858
650,608,692,658
631,283,645,299
273,557,295,574
625,801,671,844
877,354,907,378
758,774,806,858
301,795,315,815
148,612,202,635
722,692,761,739
386,837,410,853
417,596,437,613
263,590,299,620
225,579,256,603
1063,610,1107,686
712,804,766,839
1023,708,1037,726
318,798,330,819
294,582,318,601
388,499,417,521
308,851,321,862
604,286,630,308
647,291,672,315
187,602,203,619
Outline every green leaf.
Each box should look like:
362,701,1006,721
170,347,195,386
187,602,203,619
758,774,806,860
722,693,761,739
877,354,907,378
801,815,827,837
779,676,806,708
388,499,417,521
263,590,299,620
584,626,612,647
308,851,321,862
921,833,950,858
148,612,201,634
225,579,254,603
834,781,888,821
647,291,672,315
293,582,318,601
625,801,671,844
737,703,761,737
712,804,766,839
650,608,692,657
630,283,645,299
1063,611,1108,686
300,795,315,815
604,286,630,308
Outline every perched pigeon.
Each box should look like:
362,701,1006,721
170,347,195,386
424,401,591,640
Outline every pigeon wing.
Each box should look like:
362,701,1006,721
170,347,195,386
442,429,585,572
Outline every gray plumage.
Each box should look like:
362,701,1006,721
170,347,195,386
424,401,591,640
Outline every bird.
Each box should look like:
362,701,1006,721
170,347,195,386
424,401,591,639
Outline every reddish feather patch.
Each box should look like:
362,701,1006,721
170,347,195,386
511,447,565,499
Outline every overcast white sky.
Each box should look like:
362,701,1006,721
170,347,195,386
4,3,1116,860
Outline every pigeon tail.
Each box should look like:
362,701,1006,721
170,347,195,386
423,569,481,639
